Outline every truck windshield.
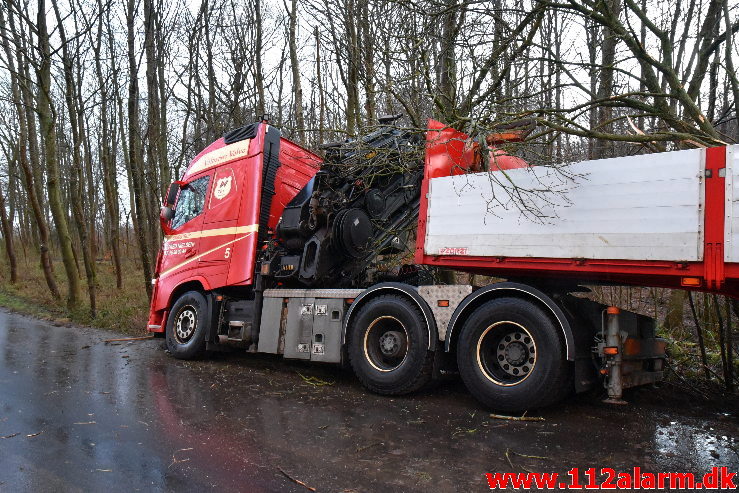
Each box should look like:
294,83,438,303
171,175,210,229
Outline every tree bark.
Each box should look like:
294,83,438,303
37,0,81,311
663,290,686,332
593,0,621,159
0,182,17,283
287,0,306,142
95,1,122,288
436,0,461,123
359,0,375,125
52,0,97,317
0,5,59,297
144,0,165,259
314,26,326,143
255,0,266,118
127,0,154,298
722,0,739,143
688,292,710,379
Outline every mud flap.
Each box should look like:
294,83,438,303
204,292,223,346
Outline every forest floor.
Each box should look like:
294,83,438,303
0,308,736,492
0,256,150,335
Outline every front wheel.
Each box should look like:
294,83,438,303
166,290,208,359
347,294,434,395
456,297,571,411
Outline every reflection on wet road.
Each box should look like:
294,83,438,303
0,309,736,491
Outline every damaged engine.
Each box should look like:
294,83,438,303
264,116,425,288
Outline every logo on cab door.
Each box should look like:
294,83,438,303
210,167,236,208
214,176,233,200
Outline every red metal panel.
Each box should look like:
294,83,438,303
414,168,430,265
416,120,467,263
703,146,727,290
420,253,703,288
269,138,321,231
225,126,266,286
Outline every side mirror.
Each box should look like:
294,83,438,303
164,181,182,207
161,205,174,222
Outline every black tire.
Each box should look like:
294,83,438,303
166,290,209,360
348,294,434,395
456,297,571,412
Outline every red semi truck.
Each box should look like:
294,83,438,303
147,116,739,411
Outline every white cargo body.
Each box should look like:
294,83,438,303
424,147,718,262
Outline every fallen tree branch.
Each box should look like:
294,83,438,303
490,413,545,422
103,335,155,343
504,448,514,470
278,466,317,492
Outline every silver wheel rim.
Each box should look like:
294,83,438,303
174,305,197,344
476,321,537,386
363,316,409,372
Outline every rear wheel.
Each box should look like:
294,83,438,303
456,297,570,411
166,290,208,359
348,294,433,395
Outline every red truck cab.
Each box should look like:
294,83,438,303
147,122,321,334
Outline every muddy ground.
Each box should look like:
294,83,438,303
0,309,736,492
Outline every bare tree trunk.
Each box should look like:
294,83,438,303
1,6,60,298
0,182,17,283
688,292,710,379
359,0,375,125
344,0,361,133
724,296,734,392
52,0,96,317
663,290,686,332
156,2,170,187
314,26,326,143
96,1,122,288
686,0,724,101
287,0,305,142
37,0,81,311
144,0,164,260
713,294,730,390
593,0,621,159
255,0,266,117
127,0,154,298
436,0,461,123
203,0,218,143
722,0,739,143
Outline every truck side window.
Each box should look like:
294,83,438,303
171,175,210,229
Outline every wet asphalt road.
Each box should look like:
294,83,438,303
0,309,737,492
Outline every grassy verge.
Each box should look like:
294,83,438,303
0,286,66,320
0,254,150,335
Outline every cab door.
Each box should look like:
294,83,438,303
197,165,244,286
159,175,211,280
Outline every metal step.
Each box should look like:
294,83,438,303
217,320,252,344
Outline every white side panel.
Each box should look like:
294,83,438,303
726,145,739,262
425,149,705,262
